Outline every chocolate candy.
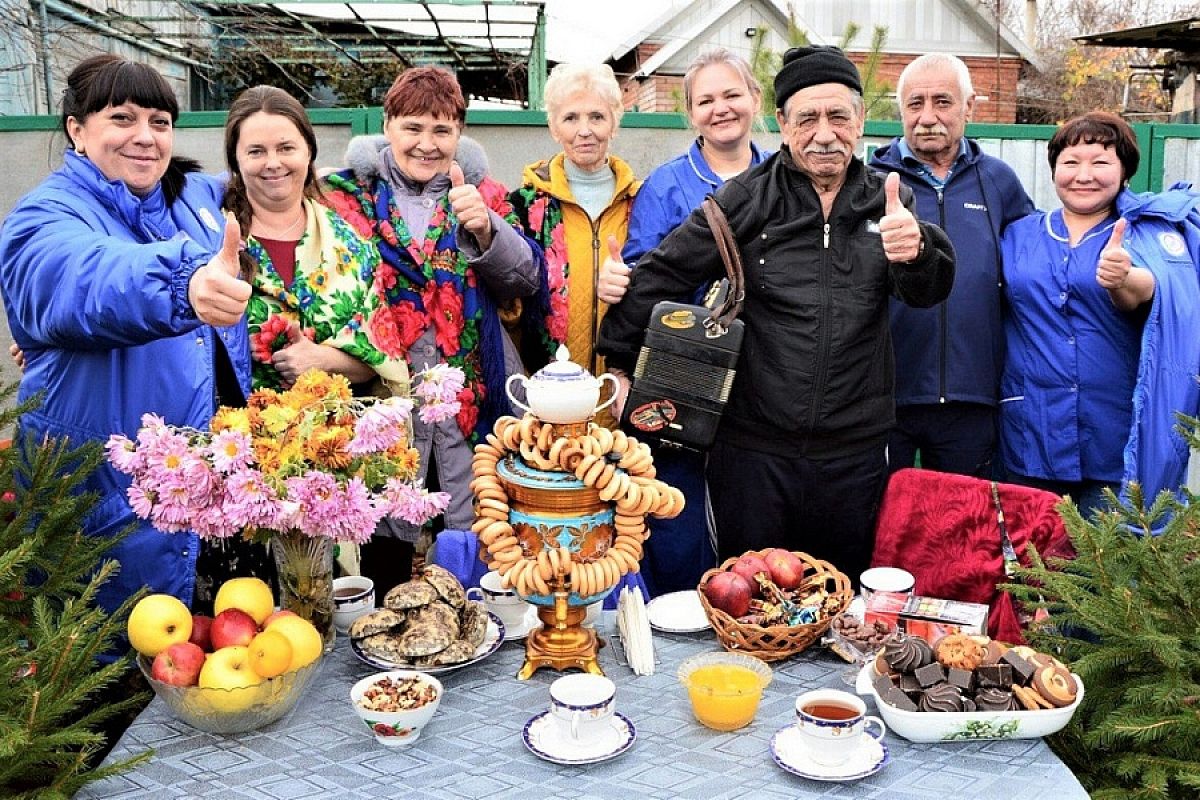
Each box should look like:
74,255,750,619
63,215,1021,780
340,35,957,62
947,667,975,693
899,673,923,697
919,683,966,712
914,661,946,688
882,686,919,711
873,673,896,698
1001,649,1037,686
975,686,1019,711
976,663,1013,689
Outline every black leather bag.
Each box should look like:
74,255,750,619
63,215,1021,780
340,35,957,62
620,197,745,451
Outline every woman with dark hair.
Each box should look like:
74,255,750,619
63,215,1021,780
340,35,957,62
0,54,251,632
223,85,407,394
322,66,541,591
1000,111,1200,517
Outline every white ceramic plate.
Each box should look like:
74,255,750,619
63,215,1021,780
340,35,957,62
770,725,889,782
645,590,710,633
855,662,1085,742
350,613,505,675
522,711,636,765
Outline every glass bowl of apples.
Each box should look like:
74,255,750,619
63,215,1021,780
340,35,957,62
129,582,325,734
136,650,322,734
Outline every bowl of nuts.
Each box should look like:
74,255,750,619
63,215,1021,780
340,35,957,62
825,612,895,685
350,670,443,747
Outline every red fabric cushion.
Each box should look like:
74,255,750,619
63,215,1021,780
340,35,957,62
871,468,1075,643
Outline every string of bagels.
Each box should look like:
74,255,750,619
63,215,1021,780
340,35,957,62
470,413,684,599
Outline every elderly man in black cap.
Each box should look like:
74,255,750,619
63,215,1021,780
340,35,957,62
597,46,955,582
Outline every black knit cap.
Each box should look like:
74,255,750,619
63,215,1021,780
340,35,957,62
773,45,863,110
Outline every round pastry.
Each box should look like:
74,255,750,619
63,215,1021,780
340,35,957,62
919,683,966,712
883,633,934,673
935,633,986,671
1031,665,1078,708
1028,651,1067,672
873,650,892,677
1009,645,1039,661
975,686,1019,711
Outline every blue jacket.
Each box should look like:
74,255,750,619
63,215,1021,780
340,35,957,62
0,151,250,619
999,187,1200,504
871,138,1034,406
623,137,769,265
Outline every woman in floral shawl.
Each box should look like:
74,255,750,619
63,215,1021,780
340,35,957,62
200,86,411,606
507,63,641,396
322,67,542,592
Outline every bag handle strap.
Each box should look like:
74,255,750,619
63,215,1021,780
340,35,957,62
700,196,745,335
990,481,1021,579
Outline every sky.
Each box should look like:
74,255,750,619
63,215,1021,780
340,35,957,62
543,0,679,63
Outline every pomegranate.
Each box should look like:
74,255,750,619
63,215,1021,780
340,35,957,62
762,548,806,589
730,553,771,590
702,571,754,617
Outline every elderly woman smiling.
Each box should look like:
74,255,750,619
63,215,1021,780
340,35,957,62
508,63,641,384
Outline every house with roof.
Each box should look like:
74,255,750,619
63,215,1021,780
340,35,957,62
606,0,1040,122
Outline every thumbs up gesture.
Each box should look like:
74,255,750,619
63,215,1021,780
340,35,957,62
448,161,493,249
188,213,251,327
879,172,922,264
597,235,632,305
1096,218,1132,290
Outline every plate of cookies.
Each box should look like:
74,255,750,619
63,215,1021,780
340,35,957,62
855,631,1083,743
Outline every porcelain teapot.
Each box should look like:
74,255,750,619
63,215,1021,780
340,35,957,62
506,346,620,424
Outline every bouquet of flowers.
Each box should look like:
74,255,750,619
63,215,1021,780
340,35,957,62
107,367,465,644
107,367,463,544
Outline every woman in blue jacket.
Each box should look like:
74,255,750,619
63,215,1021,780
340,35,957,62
1000,111,1200,518
597,49,769,595
0,55,252,627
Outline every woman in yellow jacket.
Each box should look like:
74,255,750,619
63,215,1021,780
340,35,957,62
508,63,640,394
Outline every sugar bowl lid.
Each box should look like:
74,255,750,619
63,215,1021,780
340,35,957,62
531,345,594,383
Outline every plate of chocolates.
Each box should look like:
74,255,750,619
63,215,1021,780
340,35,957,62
855,632,1083,743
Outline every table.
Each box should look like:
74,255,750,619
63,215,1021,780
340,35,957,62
77,617,1089,800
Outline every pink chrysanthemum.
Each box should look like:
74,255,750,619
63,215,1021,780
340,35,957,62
209,429,253,473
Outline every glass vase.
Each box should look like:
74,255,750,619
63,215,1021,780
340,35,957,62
271,530,336,652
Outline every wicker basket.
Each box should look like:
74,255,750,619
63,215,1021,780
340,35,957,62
697,550,853,662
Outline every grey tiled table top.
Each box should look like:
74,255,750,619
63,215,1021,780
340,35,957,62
78,616,1089,800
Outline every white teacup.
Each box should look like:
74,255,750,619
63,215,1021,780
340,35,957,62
859,566,915,607
549,674,615,743
333,576,374,633
466,570,533,629
793,689,886,767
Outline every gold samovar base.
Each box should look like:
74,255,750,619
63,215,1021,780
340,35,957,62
516,596,604,679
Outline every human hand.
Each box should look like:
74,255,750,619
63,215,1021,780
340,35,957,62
610,370,631,419
448,161,493,248
188,213,250,327
597,235,631,304
1096,218,1131,290
879,172,922,263
270,321,319,387
9,343,25,373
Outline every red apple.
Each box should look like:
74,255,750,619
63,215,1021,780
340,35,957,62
188,614,214,652
151,641,206,687
763,548,807,589
703,571,754,617
210,608,258,650
730,553,771,591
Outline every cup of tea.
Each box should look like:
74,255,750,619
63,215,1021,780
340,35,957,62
859,566,914,607
793,689,886,767
466,570,533,629
333,576,375,633
549,673,615,743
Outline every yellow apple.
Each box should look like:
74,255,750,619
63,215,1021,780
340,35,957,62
248,629,293,679
197,645,266,713
127,594,193,657
264,615,323,671
213,577,275,626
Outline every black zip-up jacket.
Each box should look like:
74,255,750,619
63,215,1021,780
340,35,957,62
597,148,955,459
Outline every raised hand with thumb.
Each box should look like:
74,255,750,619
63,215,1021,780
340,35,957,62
448,159,492,248
1096,218,1132,290
879,172,921,263
188,213,251,327
597,234,632,305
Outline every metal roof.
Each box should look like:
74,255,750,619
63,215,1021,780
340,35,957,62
1075,17,1200,53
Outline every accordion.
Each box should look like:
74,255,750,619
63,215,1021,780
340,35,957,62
619,196,745,452
621,301,744,451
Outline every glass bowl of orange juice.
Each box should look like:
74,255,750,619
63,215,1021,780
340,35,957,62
677,652,773,731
